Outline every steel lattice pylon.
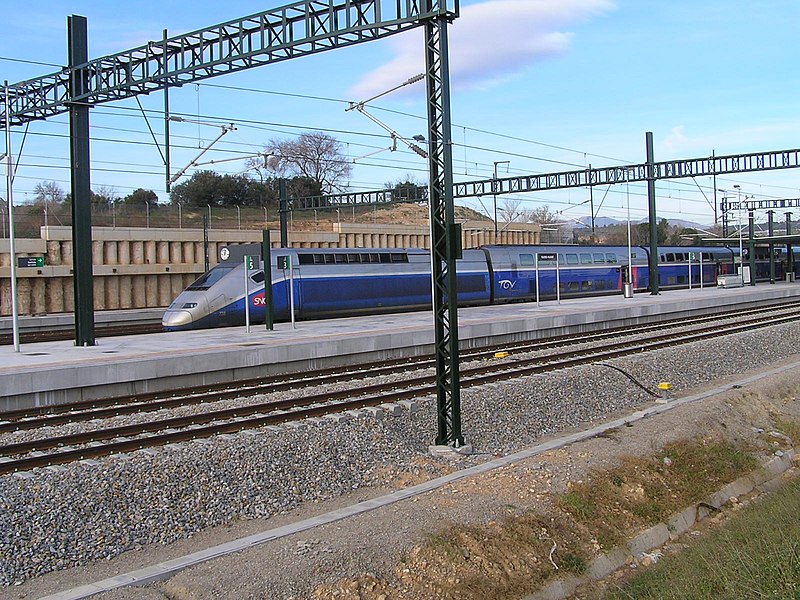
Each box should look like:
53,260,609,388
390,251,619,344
423,3,463,447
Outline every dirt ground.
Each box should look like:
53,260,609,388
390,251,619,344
7,357,800,600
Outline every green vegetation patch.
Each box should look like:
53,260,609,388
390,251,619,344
409,513,592,599
556,438,758,550
604,476,800,599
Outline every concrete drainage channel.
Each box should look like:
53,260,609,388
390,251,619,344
37,359,800,600
523,449,797,600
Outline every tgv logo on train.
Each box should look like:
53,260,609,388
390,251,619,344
162,244,782,331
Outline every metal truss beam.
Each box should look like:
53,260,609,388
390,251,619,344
307,147,800,208
721,197,800,213
453,148,800,198
1,0,458,127
293,187,428,209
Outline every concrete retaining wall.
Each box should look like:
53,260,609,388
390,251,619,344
0,222,540,316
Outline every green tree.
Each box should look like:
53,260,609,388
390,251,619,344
169,171,276,208
384,175,427,202
122,188,159,205
90,185,119,207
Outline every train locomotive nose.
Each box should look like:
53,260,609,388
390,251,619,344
162,309,194,329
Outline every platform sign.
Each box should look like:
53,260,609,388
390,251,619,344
277,255,289,270
17,256,44,268
243,255,257,333
534,253,560,305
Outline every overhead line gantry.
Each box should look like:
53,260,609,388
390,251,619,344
1,0,467,449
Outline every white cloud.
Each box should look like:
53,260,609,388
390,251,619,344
663,125,690,155
348,0,615,99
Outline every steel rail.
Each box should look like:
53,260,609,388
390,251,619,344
1,309,796,474
3,300,799,432
3,300,799,431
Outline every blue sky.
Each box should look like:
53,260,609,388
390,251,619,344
2,0,799,228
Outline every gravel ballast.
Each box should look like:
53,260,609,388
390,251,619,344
2,321,800,590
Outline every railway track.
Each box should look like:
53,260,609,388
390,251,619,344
0,321,164,345
2,301,799,475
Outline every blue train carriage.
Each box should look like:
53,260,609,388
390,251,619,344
163,244,492,330
646,246,734,290
481,245,643,301
266,247,491,320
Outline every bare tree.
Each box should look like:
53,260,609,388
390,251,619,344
33,181,66,206
263,131,352,194
524,205,562,225
497,198,527,225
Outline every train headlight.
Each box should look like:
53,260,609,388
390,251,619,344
162,310,194,328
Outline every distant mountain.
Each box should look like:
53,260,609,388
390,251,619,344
572,216,710,230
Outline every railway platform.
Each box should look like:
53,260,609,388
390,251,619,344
2,283,800,411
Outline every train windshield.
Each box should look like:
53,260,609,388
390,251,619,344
187,265,236,290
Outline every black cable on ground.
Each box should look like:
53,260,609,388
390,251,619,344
596,362,660,398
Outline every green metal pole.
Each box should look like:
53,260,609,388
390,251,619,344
163,29,171,194
767,210,775,284
262,228,274,330
68,15,95,346
748,210,756,286
787,213,793,278
645,131,659,295
424,4,463,448
279,178,288,248
203,215,209,272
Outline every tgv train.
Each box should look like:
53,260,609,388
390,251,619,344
161,243,785,331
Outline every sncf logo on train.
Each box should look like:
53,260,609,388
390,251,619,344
252,293,266,306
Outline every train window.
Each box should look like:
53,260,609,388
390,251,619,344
596,280,606,290
593,253,605,263
250,271,265,284
324,254,335,264
369,253,380,263
347,253,360,263
334,253,347,263
702,252,711,261
390,253,409,263
666,253,675,262
568,281,579,291
677,253,687,261
565,254,579,265
667,276,676,285
582,280,594,291
580,253,592,264
186,265,236,290
520,253,534,266
606,253,618,263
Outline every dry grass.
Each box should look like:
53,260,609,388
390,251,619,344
603,476,800,599
557,438,758,551
340,438,760,600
